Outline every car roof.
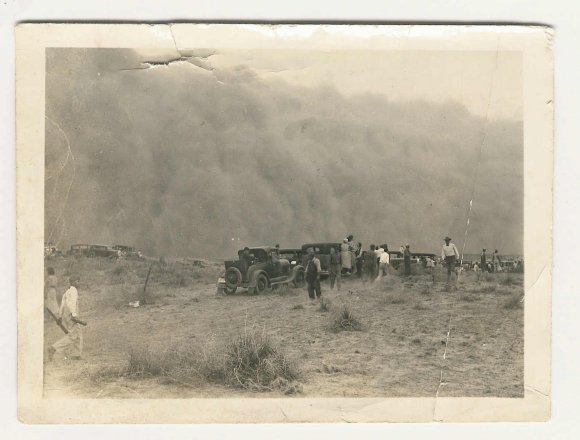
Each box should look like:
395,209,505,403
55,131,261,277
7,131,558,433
301,242,342,249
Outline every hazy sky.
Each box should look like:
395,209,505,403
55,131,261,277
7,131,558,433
139,48,522,120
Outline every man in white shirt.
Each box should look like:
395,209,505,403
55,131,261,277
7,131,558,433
48,275,86,361
378,249,390,278
441,236,460,283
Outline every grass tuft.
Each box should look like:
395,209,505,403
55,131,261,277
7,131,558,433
332,305,362,332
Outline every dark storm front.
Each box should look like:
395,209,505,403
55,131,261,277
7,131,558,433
43,48,524,398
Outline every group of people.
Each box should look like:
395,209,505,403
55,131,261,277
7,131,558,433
303,234,478,301
44,267,86,361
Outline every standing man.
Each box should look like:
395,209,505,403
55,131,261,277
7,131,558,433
378,245,390,278
480,248,488,272
441,236,460,283
492,250,502,272
329,247,342,290
48,274,86,361
403,244,412,276
305,248,322,301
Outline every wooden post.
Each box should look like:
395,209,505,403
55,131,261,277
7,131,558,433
140,264,153,305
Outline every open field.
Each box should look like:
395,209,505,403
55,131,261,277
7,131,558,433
43,256,523,399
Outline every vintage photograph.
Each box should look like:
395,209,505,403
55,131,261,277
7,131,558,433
17,24,552,422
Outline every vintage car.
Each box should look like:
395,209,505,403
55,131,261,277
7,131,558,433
278,248,303,266
112,245,143,259
300,243,342,277
68,244,92,257
69,244,120,258
218,246,305,295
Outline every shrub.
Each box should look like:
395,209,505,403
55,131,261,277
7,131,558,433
332,305,362,332
223,332,299,390
124,346,165,377
121,331,298,392
460,294,479,302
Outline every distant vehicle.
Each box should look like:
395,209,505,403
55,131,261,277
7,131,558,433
112,245,143,259
388,251,437,270
218,246,305,295
68,244,92,257
69,244,119,258
300,243,342,277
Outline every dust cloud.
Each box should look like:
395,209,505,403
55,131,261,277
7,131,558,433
45,49,523,258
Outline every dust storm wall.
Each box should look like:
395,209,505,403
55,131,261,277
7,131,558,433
45,49,523,258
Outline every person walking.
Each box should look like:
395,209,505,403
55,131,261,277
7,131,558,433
340,238,352,275
45,267,59,318
329,247,342,290
48,274,86,361
403,244,412,276
441,236,460,283
305,248,322,301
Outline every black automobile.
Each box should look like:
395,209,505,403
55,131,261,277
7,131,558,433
218,246,305,295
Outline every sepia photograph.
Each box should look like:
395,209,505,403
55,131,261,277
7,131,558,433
16,24,552,423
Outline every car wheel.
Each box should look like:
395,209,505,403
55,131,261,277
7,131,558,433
225,267,242,290
293,268,305,288
255,273,269,294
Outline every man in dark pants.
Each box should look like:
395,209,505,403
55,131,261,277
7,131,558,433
441,236,460,283
480,248,488,272
403,243,412,276
305,248,322,300
329,247,342,290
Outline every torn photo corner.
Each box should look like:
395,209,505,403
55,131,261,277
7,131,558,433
15,23,552,423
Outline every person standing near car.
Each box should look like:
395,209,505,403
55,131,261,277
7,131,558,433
340,238,351,275
305,248,322,301
329,247,342,290
441,236,460,283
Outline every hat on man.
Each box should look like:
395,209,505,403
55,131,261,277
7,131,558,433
444,236,452,241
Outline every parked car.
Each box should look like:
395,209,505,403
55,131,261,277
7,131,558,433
69,244,119,258
278,248,303,266
68,244,92,257
217,246,305,295
300,243,342,277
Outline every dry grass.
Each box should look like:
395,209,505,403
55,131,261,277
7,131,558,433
318,297,331,312
384,291,408,304
223,331,299,391
503,294,523,310
332,305,362,332
119,330,299,392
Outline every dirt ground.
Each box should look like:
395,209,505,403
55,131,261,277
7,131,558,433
43,257,524,399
